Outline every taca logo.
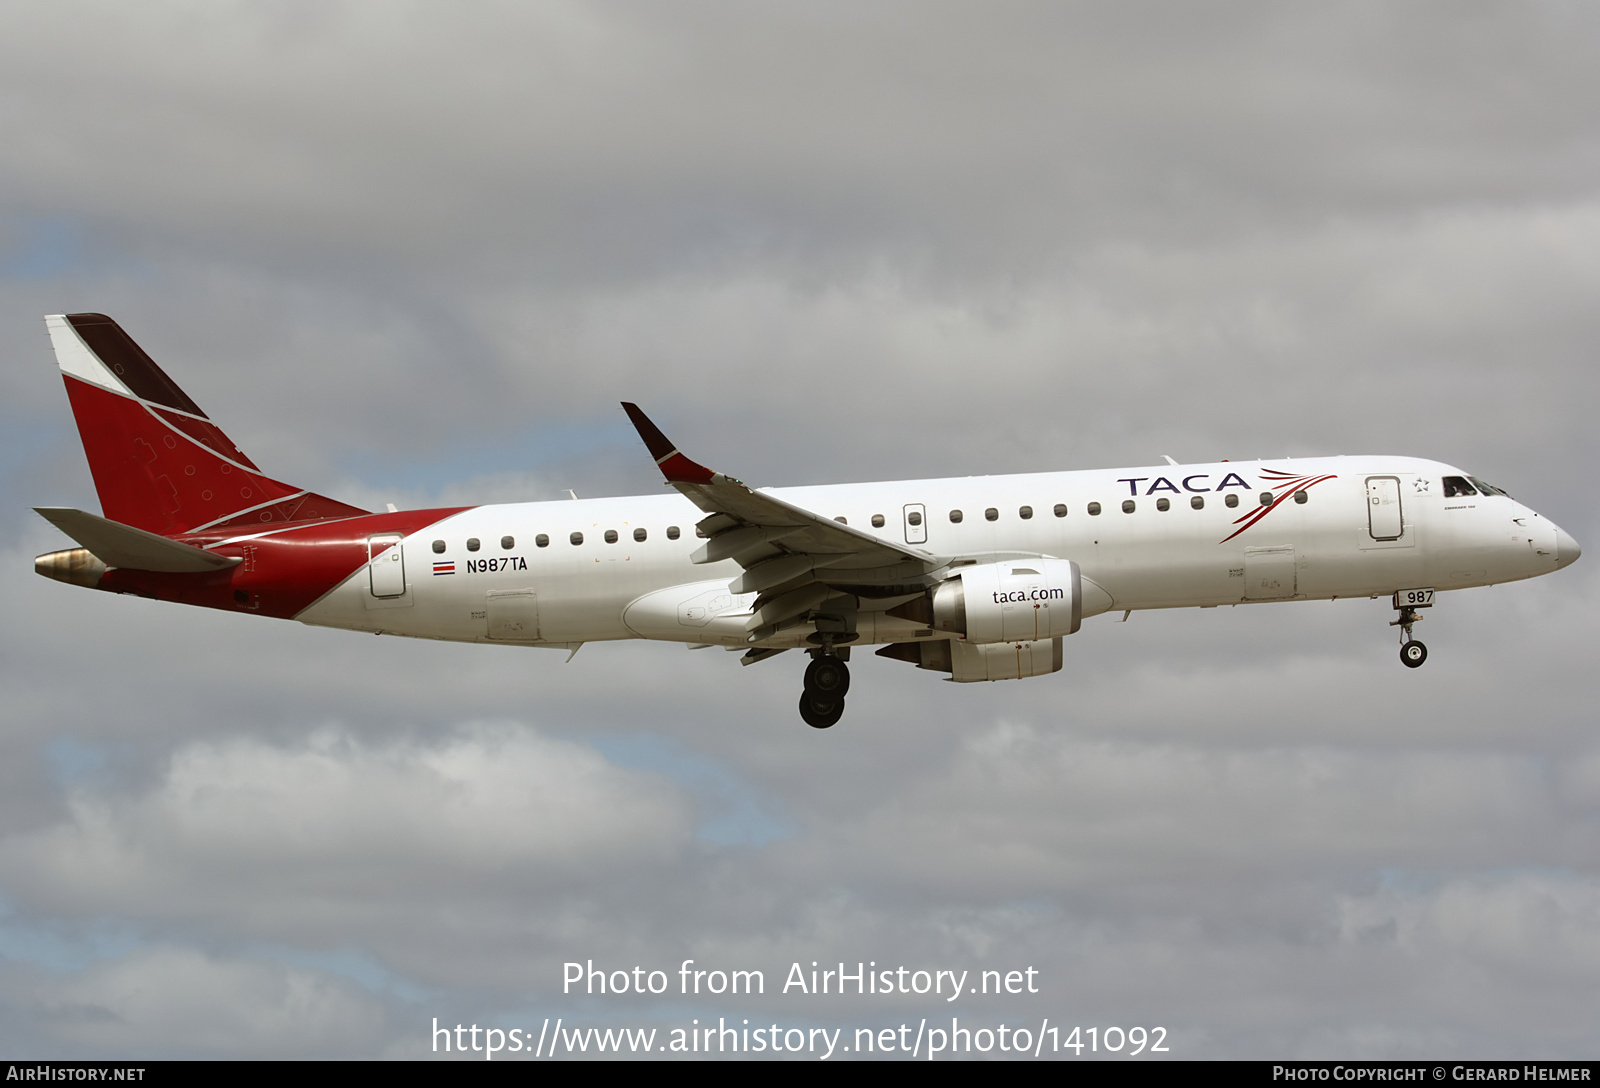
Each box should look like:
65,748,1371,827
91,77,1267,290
1219,468,1337,543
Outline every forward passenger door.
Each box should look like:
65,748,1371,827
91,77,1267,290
1366,477,1403,541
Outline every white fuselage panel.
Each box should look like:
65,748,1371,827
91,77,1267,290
294,456,1567,648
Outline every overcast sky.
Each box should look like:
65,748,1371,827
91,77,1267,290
2,1,1597,1060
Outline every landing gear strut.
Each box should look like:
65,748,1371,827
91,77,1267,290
798,646,850,728
1390,601,1428,669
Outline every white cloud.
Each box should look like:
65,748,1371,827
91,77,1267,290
0,947,386,1058
2,725,693,930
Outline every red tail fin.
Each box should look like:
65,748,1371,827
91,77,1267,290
47,313,368,535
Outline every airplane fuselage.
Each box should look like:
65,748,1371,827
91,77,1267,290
32,313,1581,723
98,454,1567,652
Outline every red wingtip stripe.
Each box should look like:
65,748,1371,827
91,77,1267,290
621,402,716,484
657,451,715,486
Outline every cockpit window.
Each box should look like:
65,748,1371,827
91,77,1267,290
1469,477,1510,497
1441,476,1478,498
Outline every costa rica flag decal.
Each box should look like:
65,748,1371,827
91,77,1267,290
432,561,455,576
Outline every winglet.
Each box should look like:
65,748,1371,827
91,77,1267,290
620,402,716,485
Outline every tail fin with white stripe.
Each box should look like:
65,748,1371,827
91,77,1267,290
47,313,367,535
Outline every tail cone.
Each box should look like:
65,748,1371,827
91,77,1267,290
35,547,107,588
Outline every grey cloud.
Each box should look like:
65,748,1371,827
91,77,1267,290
1,4,1597,275
4,725,693,906
2,0,1596,1059
0,948,388,1058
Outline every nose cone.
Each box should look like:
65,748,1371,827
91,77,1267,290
1555,524,1582,569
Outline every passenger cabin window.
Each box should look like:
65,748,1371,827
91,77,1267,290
466,538,480,552
949,510,963,523
695,526,708,538
871,514,885,528
570,532,584,546
1088,502,1102,516
432,540,445,554
634,528,647,542
1191,495,1204,509
1156,497,1170,511
907,511,922,526
667,526,681,540
1122,499,1136,513
1019,505,1033,520
985,507,998,522
604,529,618,544
1225,494,1239,508
1294,491,1308,505
535,534,549,548
501,535,514,549
1259,492,1273,506
1442,476,1478,498
834,516,847,524
1053,504,1067,517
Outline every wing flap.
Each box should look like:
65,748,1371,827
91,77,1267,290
691,524,807,565
729,554,822,594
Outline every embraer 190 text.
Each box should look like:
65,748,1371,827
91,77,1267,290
33,314,1581,728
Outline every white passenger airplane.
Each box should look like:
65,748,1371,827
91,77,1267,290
34,314,1581,727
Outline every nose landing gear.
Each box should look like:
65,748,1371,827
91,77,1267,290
1389,589,1433,669
798,648,850,728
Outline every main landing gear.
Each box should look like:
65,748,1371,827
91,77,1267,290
1390,601,1428,669
799,649,850,729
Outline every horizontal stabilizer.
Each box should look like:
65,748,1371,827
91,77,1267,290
34,507,242,573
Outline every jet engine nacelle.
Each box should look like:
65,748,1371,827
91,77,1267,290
883,635,1063,682
931,558,1083,644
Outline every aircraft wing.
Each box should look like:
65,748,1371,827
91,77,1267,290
622,403,944,641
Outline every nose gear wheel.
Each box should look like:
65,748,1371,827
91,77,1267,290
1389,602,1428,669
